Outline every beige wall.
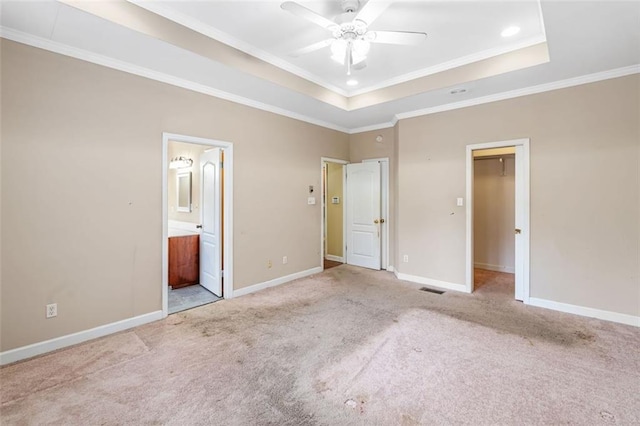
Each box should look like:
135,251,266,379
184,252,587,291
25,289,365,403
397,74,640,316
325,162,343,258
167,141,208,224
473,156,515,272
0,40,349,351
349,126,397,268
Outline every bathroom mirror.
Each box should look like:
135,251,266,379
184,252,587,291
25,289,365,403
176,171,192,212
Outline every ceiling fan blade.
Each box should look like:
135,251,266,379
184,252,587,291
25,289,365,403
368,30,427,45
281,2,337,31
354,1,392,26
289,39,333,57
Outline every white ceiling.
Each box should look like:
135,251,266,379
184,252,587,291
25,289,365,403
1,1,639,132
134,0,546,94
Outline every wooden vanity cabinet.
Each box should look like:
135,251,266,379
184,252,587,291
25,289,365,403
168,235,199,288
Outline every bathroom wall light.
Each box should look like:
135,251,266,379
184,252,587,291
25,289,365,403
169,156,193,169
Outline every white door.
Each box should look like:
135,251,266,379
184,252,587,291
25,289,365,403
200,148,222,297
346,162,381,270
514,145,524,301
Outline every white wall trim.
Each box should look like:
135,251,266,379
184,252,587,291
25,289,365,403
325,255,344,263
396,272,469,293
396,65,640,121
528,298,640,327
2,27,637,134
232,267,323,298
0,27,350,133
386,265,395,272
0,311,163,366
348,122,395,135
474,262,516,274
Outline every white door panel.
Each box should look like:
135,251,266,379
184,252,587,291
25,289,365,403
346,162,381,270
200,148,222,297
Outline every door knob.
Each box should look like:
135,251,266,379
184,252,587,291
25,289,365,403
196,225,203,229
374,219,379,224
380,219,385,224
515,228,521,234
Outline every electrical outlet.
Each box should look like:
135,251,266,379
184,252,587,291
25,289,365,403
403,255,409,263
283,256,288,264
46,303,57,318
267,260,272,269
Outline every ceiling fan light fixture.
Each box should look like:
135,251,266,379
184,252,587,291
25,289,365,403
330,39,348,63
330,39,369,65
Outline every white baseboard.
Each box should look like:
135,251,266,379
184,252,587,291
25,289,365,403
528,298,639,327
325,255,344,263
395,272,469,293
474,262,515,274
232,267,322,298
0,310,163,366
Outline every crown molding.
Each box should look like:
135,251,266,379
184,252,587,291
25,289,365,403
348,122,395,134
2,26,638,136
395,64,640,121
0,27,350,134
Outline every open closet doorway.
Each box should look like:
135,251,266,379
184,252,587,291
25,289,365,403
321,158,347,270
466,139,530,303
162,133,234,316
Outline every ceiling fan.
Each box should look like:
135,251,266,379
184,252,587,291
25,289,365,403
281,0,427,76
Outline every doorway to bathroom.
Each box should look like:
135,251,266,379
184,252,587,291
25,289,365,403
162,133,234,316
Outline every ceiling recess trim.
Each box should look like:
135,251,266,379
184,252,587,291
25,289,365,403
3,27,637,135
59,0,350,110
347,35,547,97
0,27,351,134
129,0,548,99
395,64,640,121
128,0,350,97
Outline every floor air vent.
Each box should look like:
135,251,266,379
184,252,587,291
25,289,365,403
419,287,445,295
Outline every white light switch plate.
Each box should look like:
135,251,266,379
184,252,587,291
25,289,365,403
308,197,316,205
457,197,464,206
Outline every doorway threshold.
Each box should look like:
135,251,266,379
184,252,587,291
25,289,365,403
168,284,222,314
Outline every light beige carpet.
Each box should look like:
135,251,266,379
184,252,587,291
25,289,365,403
1,266,639,425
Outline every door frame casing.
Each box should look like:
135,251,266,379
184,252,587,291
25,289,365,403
320,157,348,269
465,138,530,303
162,132,234,317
